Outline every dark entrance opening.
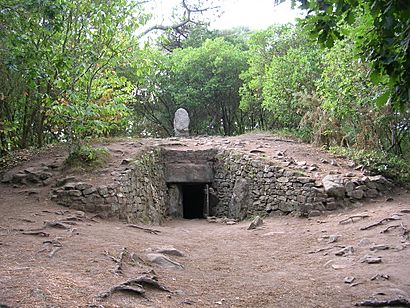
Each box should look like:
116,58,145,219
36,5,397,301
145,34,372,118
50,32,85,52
182,184,207,219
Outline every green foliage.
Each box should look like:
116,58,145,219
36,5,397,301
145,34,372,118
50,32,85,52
129,37,248,136
181,25,251,51
49,71,132,143
0,0,146,153
314,38,388,148
329,146,410,184
270,127,310,142
65,144,110,169
293,0,410,111
123,47,176,137
239,22,408,156
314,37,409,153
170,37,248,135
239,25,322,131
262,43,322,128
239,25,306,130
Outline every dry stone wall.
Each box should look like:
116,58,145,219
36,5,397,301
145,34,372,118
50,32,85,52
52,148,168,224
212,150,393,218
51,146,394,223
212,150,326,218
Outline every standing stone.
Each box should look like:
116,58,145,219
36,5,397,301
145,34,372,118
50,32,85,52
168,184,183,218
228,178,249,220
174,108,190,137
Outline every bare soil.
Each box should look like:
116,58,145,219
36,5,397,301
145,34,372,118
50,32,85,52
0,133,409,307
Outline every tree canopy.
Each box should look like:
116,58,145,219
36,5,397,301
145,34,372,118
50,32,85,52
291,0,410,111
0,0,408,172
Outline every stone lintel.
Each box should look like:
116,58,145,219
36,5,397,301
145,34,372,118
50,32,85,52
165,163,213,183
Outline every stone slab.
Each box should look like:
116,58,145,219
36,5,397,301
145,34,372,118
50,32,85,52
164,163,214,183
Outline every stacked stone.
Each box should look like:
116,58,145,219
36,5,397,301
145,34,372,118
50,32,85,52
212,151,325,217
51,181,122,216
51,147,394,223
212,150,392,218
2,166,54,186
322,174,393,209
115,150,168,224
51,148,168,224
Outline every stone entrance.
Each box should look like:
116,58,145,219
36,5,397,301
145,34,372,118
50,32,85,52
164,149,215,219
181,183,207,219
50,143,393,225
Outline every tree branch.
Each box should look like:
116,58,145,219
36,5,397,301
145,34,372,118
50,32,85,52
140,0,221,37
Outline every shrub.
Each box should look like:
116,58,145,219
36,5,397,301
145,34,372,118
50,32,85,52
329,146,410,184
65,144,110,170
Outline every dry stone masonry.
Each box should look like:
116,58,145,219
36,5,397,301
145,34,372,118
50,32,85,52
50,144,394,224
52,148,168,224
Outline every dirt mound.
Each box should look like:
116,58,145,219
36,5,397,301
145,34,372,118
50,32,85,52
1,133,366,189
0,133,409,307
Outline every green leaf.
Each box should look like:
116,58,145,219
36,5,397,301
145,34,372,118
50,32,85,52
375,91,390,107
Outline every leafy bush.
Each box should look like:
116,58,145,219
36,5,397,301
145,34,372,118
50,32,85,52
329,146,410,184
65,144,110,170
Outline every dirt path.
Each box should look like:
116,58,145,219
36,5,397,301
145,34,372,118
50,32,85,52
1,183,409,307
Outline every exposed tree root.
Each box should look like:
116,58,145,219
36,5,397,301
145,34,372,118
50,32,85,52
39,239,63,258
19,218,35,223
307,245,346,254
44,221,72,229
380,225,400,233
25,220,73,233
355,297,410,307
104,247,128,274
63,216,84,222
98,283,146,299
360,215,402,231
0,226,24,234
400,223,409,241
126,224,161,235
339,215,370,225
49,246,62,258
97,274,170,299
22,231,49,237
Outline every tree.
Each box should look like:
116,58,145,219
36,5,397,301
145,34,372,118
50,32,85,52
0,0,146,154
122,47,176,137
181,25,251,51
169,37,248,135
290,0,410,111
125,27,250,137
239,25,320,131
142,0,223,52
262,42,322,130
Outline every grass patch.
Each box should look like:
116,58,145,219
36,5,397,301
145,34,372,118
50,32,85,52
329,146,410,184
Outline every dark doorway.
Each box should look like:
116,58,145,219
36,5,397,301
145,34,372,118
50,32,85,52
182,184,207,219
